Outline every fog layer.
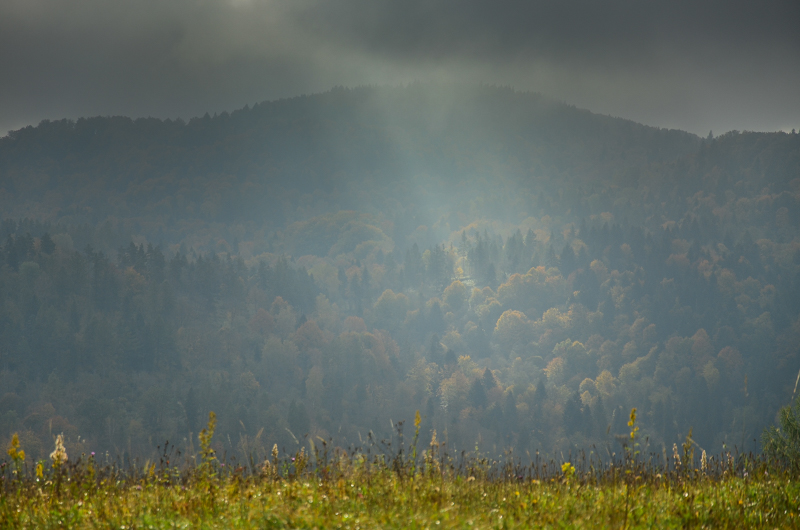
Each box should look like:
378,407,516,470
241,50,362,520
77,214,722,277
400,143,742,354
0,86,798,461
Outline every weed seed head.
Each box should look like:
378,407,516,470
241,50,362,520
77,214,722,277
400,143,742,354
51,434,67,467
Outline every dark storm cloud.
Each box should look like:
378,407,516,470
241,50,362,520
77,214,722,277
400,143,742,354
1,0,798,136
298,0,799,66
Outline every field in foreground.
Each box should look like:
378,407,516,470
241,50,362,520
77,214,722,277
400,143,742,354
2,458,799,528
4,411,800,529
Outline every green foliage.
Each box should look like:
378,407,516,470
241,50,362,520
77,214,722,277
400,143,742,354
6,433,25,478
198,411,216,463
762,397,800,474
627,408,640,460
682,428,695,473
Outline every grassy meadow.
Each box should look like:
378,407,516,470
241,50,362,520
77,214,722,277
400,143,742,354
2,412,799,529
2,470,798,528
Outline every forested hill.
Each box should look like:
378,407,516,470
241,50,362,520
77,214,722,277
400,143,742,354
1,84,799,465
0,85,700,240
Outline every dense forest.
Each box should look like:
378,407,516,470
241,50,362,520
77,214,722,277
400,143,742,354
1,84,799,465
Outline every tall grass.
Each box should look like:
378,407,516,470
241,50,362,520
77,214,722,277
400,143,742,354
2,411,799,528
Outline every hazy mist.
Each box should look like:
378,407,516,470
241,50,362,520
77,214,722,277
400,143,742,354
0,0,799,467
0,84,798,462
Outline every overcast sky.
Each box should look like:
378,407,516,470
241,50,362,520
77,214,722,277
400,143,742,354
1,0,798,137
